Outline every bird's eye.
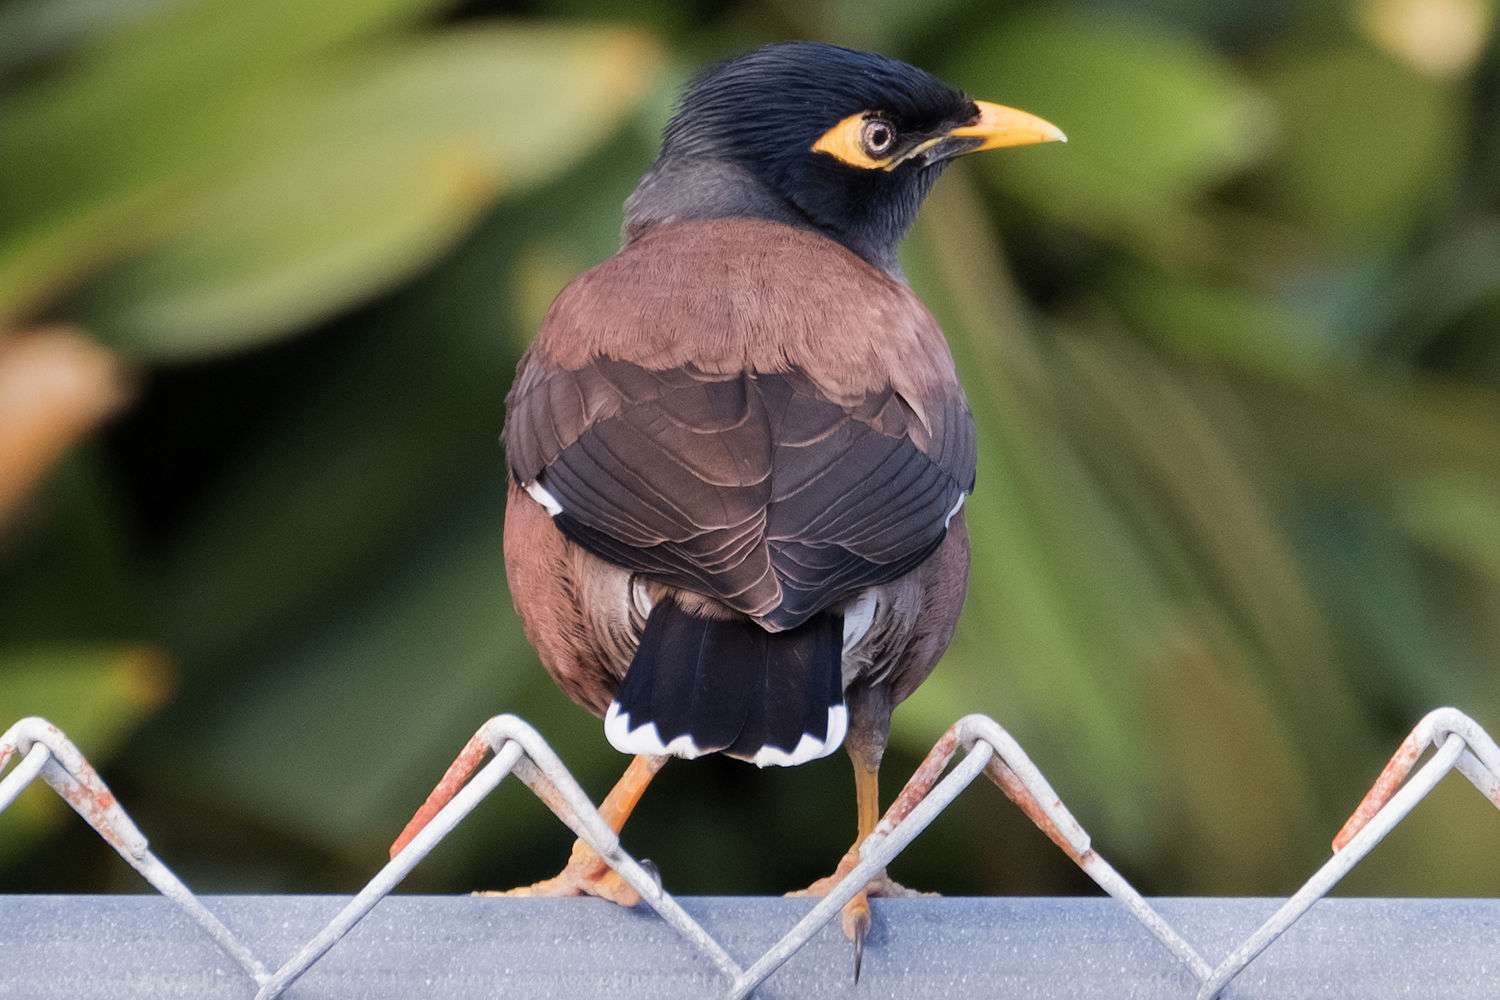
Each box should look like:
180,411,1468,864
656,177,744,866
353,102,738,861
860,118,896,157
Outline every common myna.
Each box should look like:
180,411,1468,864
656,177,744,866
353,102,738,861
394,40,1062,970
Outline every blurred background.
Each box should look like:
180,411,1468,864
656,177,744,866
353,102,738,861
2,0,1498,901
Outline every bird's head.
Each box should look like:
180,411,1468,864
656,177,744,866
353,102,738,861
640,41,1064,270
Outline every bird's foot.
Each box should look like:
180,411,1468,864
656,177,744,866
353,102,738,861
788,862,937,981
788,867,935,900
476,837,640,906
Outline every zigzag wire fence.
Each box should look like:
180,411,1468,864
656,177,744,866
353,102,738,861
3,706,1499,999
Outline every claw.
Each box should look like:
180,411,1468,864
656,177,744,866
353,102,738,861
639,857,663,892
843,890,871,983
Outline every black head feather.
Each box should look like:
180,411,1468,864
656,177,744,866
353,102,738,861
635,42,979,272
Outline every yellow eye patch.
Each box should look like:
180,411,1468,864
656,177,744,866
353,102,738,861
810,112,892,170
812,101,1066,172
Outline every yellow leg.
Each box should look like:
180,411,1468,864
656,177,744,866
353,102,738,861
789,754,937,979
844,758,881,979
487,754,667,905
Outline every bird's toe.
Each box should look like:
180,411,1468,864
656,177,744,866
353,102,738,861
842,890,872,982
474,840,642,906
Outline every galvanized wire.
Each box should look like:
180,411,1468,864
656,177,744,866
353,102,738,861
0,718,270,985
3,706,1499,999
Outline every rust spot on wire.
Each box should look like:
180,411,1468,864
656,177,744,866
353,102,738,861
390,731,491,858
1332,729,1426,852
56,760,132,852
985,758,1088,865
875,726,959,838
513,757,574,823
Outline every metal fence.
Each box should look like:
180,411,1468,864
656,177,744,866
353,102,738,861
3,706,1499,999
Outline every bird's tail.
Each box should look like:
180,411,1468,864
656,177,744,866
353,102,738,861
604,596,847,767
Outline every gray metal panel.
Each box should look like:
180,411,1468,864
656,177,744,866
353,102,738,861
3,895,1498,1000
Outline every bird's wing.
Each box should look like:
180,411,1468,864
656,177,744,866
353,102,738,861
507,358,782,619
756,371,973,629
503,219,976,631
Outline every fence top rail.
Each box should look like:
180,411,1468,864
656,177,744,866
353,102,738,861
3,895,1499,1000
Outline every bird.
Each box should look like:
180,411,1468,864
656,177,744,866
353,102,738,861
392,39,1063,976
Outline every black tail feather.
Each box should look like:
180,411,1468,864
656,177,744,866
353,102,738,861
604,597,846,767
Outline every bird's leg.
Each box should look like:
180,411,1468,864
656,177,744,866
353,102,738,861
843,756,881,978
480,753,668,905
789,688,935,980
789,754,935,976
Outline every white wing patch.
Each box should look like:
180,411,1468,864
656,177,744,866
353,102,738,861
842,591,877,652
524,480,563,516
944,491,967,528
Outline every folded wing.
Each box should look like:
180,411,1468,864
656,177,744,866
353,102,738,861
505,358,974,631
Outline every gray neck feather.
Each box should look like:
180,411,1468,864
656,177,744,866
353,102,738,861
622,158,904,279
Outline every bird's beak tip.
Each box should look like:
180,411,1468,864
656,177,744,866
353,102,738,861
950,99,1067,153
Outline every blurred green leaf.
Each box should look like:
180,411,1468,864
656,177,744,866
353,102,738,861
1140,625,1323,893
77,145,501,359
0,0,448,325
0,0,166,76
0,644,171,744
0,3,663,354
1255,44,1462,246
160,502,544,858
67,26,662,358
0,452,135,643
946,12,1271,256
1374,218,1500,363
1107,266,1339,373
1396,476,1500,582
1229,367,1500,489
802,0,973,51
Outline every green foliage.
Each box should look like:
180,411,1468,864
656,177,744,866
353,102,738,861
1,0,1498,900
0,0,661,351
951,12,1272,256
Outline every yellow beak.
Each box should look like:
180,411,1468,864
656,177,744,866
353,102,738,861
947,100,1066,151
